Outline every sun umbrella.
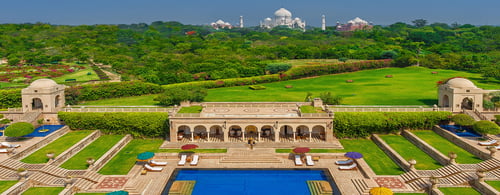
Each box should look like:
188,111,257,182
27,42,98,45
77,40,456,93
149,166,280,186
345,152,363,159
181,144,199,150
136,152,155,162
106,190,129,195
369,187,393,195
293,147,310,154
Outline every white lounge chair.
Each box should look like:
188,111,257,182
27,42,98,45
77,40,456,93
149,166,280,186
190,155,199,166
149,160,167,166
0,149,11,154
295,155,303,166
338,163,357,170
495,146,500,150
144,164,163,172
178,154,187,166
335,159,354,165
479,139,498,146
0,142,20,148
306,155,314,166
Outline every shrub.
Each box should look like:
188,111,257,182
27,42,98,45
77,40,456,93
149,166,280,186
0,119,10,124
4,122,35,137
154,86,207,106
249,85,266,90
0,89,22,109
333,112,451,138
473,120,500,135
0,114,3,118
451,114,475,126
265,63,292,74
58,112,169,137
65,81,163,104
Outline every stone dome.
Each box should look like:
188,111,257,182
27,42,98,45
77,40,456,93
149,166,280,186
274,8,292,17
446,78,478,89
29,79,58,88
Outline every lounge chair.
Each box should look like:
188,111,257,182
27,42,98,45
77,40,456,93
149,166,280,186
295,155,303,166
144,164,163,172
0,149,12,154
0,142,20,148
178,154,187,166
306,155,314,166
190,155,199,166
335,159,354,165
338,163,357,170
479,139,498,146
149,160,168,166
495,146,500,150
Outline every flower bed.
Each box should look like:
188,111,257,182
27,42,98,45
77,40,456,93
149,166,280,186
0,64,86,83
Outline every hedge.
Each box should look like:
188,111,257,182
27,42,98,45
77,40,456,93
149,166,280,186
249,85,266,90
0,89,22,109
451,114,475,126
4,122,35,137
333,112,451,138
58,112,169,137
65,81,163,104
472,120,500,135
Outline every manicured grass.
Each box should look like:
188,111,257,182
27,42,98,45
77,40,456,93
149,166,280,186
98,139,163,175
157,149,227,153
394,194,425,195
485,180,500,191
439,187,481,195
177,106,203,113
21,187,64,195
80,94,160,106
205,67,500,105
275,148,345,153
0,181,17,193
380,135,442,170
74,193,106,195
21,130,92,164
0,82,27,89
339,139,404,175
60,135,124,170
299,105,324,113
412,130,482,164
50,66,99,83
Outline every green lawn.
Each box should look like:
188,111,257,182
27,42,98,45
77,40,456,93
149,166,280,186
394,194,425,195
380,135,442,170
49,66,99,83
439,187,481,195
157,149,227,153
80,94,160,106
275,148,345,153
0,181,17,193
60,135,124,170
299,106,324,113
98,139,163,175
74,193,106,195
486,180,500,191
339,139,404,175
21,187,64,195
177,106,203,113
21,130,93,164
412,130,482,164
0,82,27,89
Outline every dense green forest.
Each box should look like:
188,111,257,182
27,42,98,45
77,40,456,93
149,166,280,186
1,21,499,85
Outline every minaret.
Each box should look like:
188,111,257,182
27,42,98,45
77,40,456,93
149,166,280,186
240,16,244,28
321,15,326,31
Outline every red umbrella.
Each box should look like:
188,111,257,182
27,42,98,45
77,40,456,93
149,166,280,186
293,147,310,154
181,144,199,150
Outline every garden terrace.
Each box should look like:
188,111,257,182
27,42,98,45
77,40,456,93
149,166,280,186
379,135,442,170
60,135,124,170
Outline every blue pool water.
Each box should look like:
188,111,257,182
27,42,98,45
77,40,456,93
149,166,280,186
0,126,4,136
165,169,333,195
440,125,482,137
23,125,64,137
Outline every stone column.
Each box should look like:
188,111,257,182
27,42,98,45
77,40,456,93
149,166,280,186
170,123,177,142
191,131,194,142
429,176,439,190
408,159,417,171
274,129,279,142
476,169,486,182
293,130,296,142
207,131,210,142
448,152,457,165
223,129,229,142
487,146,497,157
258,131,261,142
242,130,245,141
309,130,312,142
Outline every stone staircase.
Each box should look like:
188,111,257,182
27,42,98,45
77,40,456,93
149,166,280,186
351,178,370,195
124,177,153,195
439,172,475,185
40,164,70,177
477,158,500,171
72,178,96,191
0,166,18,179
167,180,195,195
20,111,41,123
406,178,429,191
219,148,282,163
417,164,462,177
307,180,333,195
400,170,421,183
29,172,65,186
80,170,102,183
463,110,481,121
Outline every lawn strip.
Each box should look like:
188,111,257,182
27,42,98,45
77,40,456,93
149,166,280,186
177,106,203,113
60,135,124,169
157,149,226,153
485,180,500,191
21,187,65,195
0,181,17,193
439,187,481,195
275,149,345,153
21,130,93,164
380,135,442,170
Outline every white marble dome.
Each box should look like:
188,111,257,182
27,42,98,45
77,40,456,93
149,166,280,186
274,8,292,17
446,78,478,89
29,79,58,88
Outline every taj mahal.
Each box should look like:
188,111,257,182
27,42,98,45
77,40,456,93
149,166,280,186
260,8,307,31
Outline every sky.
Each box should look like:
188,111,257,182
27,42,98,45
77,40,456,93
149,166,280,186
1,0,499,27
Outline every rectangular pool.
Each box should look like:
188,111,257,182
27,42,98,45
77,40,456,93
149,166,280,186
163,169,337,195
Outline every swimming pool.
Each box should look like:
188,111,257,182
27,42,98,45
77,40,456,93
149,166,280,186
23,125,64,137
440,125,482,137
163,169,337,195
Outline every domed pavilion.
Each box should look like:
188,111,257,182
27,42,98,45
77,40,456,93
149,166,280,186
438,77,484,112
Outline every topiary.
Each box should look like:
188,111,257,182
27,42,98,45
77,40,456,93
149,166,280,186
0,119,10,124
473,120,500,135
451,114,475,127
4,122,35,137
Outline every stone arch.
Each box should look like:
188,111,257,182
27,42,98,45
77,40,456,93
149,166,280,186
442,95,450,107
312,125,326,141
296,125,309,135
177,125,191,141
260,125,274,141
193,125,207,140
245,125,258,139
32,98,43,111
461,97,473,110
280,125,294,135
209,125,224,142
55,95,61,107
229,125,242,137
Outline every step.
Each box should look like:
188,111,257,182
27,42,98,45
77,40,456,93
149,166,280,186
351,179,370,195
168,180,195,195
400,171,420,182
406,178,428,191
478,158,500,170
29,172,65,186
439,172,474,185
41,165,69,177
0,167,18,179
81,171,102,183
73,178,96,191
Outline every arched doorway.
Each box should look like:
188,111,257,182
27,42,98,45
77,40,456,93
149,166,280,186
177,125,191,141
245,125,258,140
209,125,224,142
312,125,326,141
442,95,450,107
296,125,309,141
32,98,43,111
260,125,274,142
55,95,61,107
461,97,473,110
280,125,294,141
229,125,242,142
193,125,207,141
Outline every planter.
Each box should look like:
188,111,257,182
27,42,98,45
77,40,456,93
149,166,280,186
46,153,55,160
86,158,95,166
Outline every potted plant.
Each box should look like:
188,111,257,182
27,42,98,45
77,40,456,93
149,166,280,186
46,151,55,160
17,168,27,179
86,157,95,166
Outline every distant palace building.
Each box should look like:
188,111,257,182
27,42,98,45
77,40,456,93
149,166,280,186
336,17,373,31
260,8,306,31
210,19,233,30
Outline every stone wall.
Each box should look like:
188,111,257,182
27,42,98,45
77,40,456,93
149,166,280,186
471,180,500,195
402,130,449,165
432,125,490,160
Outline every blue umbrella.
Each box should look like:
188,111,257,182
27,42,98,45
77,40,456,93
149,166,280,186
137,152,155,162
106,190,128,195
345,152,363,159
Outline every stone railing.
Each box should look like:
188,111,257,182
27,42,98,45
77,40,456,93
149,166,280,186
3,180,33,195
10,126,70,160
329,105,435,112
371,134,411,171
472,180,500,195
64,106,172,113
474,109,488,121
203,102,307,108
49,130,102,166
432,125,490,160
91,134,133,171
402,130,449,165
172,113,201,118
300,113,331,118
